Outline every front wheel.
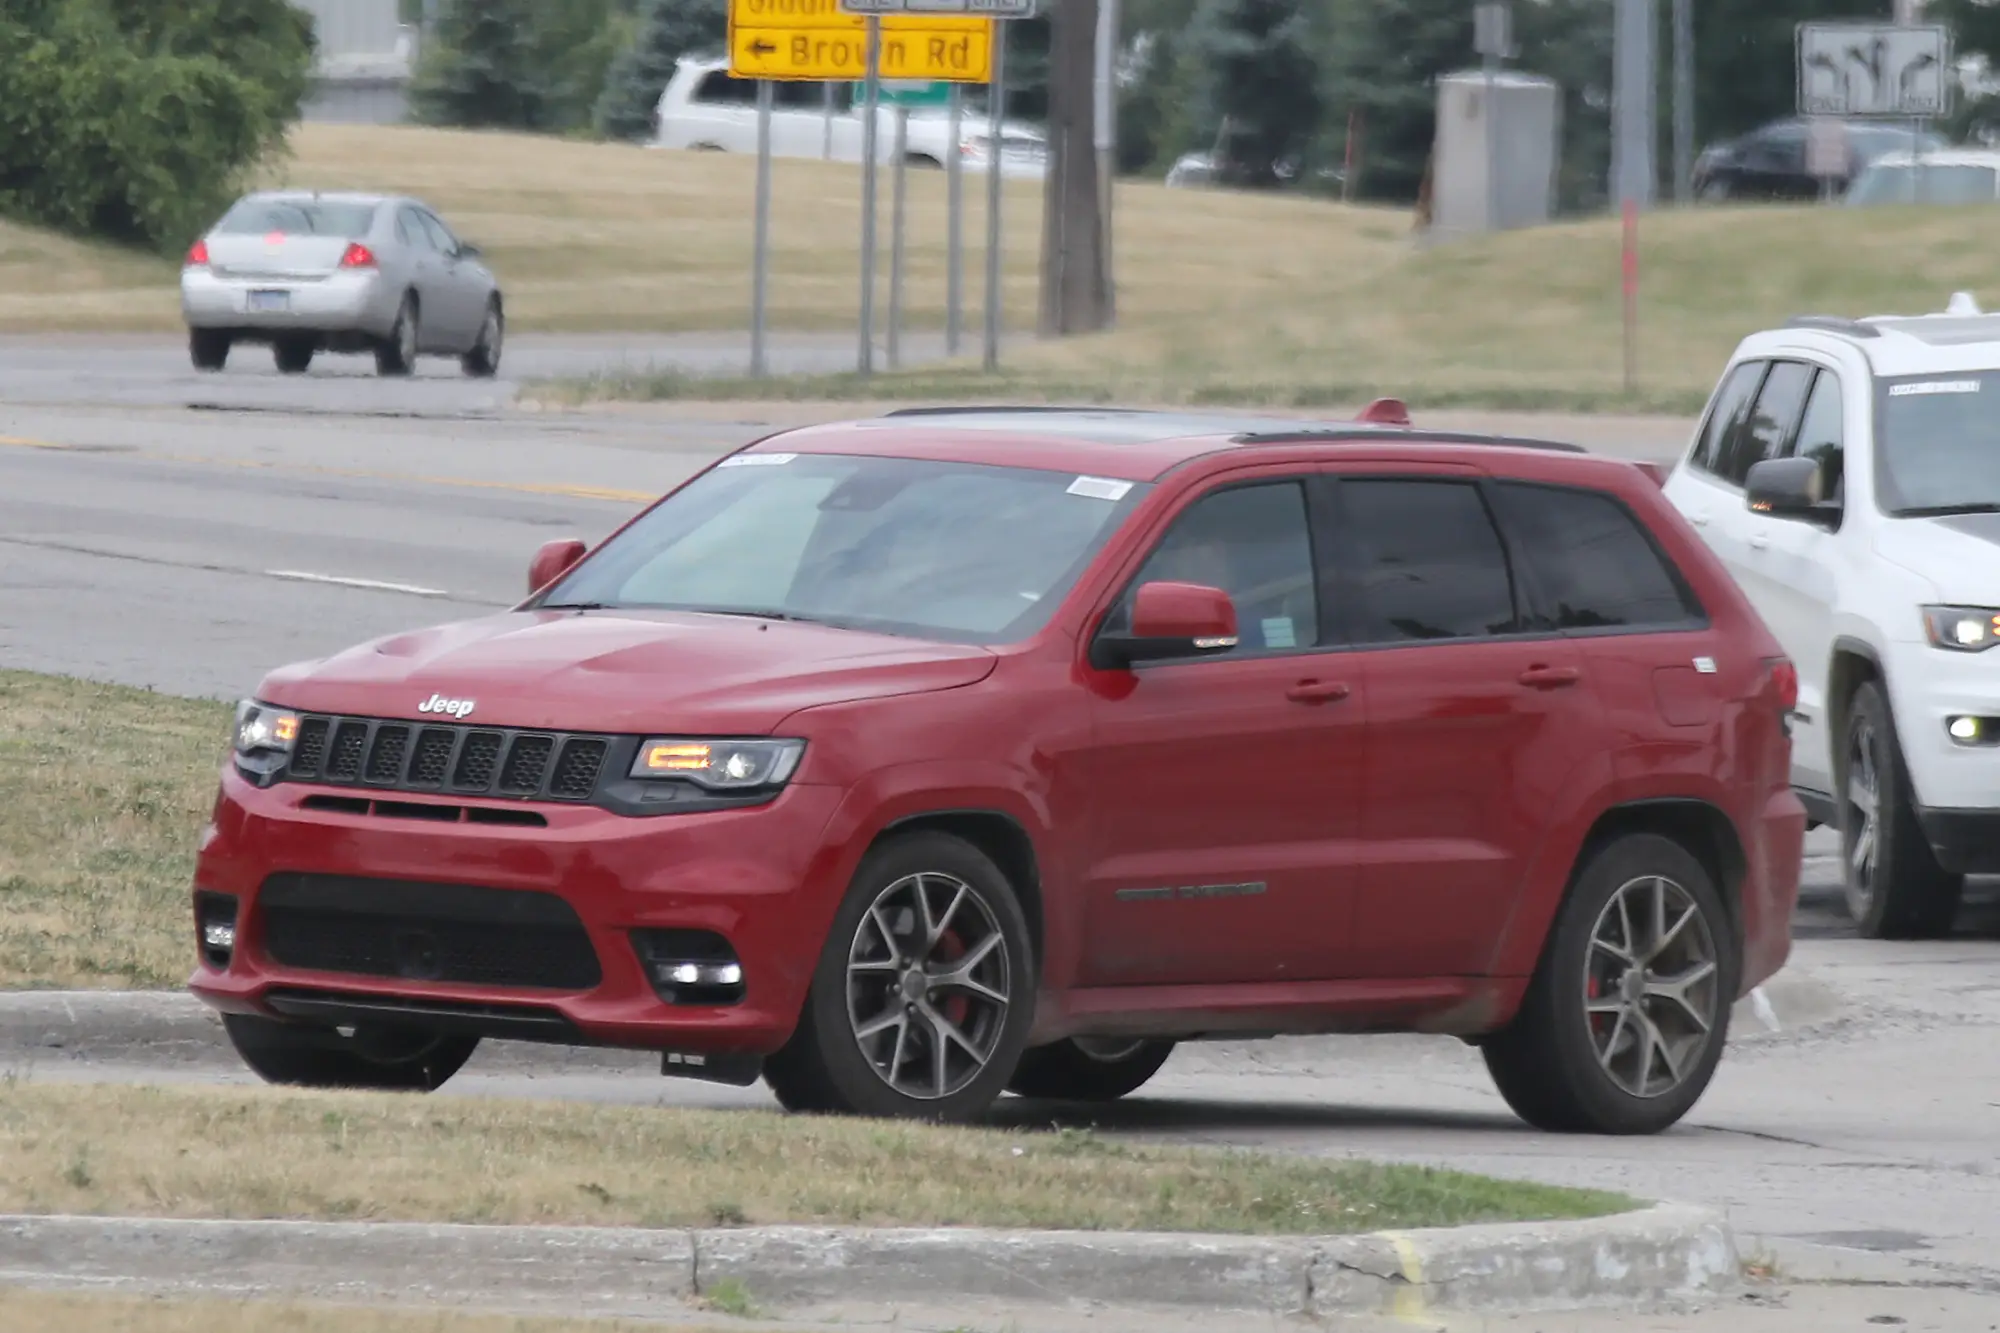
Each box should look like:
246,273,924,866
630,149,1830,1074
1840,681,1963,938
763,831,1037,1123
222,1012,478,1091
1482,833,1737,1135
461,300,503,378
1006,1037,1176,1102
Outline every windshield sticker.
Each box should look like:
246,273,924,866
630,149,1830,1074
1261,617,1296,649
717,452,798,467
1889,380,1981,396
1067,475,1133,501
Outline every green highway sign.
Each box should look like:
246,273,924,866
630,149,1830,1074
856,79,954,106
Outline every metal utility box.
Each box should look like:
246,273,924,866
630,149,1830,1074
1428,70,1562,238
291,0,415,125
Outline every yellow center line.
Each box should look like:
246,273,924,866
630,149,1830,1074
0,434,657,504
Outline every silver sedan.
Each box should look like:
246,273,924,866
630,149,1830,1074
180,190,504,378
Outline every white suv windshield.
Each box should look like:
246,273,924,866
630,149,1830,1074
1877,372,2000,515
1847,163,2000,207
537,452,1150,643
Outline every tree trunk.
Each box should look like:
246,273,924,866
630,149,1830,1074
1038,0,1110,337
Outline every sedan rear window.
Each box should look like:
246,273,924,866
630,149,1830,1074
213,199,379,237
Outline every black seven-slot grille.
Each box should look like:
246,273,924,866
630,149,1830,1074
287,714,610,802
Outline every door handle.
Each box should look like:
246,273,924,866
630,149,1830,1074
1748,533,1770,550
1518,665,1581,689
1686,509,1710,526
1286,679,1351,704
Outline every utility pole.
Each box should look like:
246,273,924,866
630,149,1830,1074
1610,0,1657,208
1039,0,1111,337
1671,0,1693,203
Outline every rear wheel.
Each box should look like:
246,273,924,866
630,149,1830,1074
1840,681,1963,938
273,337,315,374
189,329,230,371
763,831,1037,1123
222,1012,478,1091
1006,1037,1176,1102
461,300,503,378
1482,833,1736,1135
375,294,418,376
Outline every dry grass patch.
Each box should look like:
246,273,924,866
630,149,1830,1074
0,671,226,989
0,1289,735,1333
0,1081,1631,1233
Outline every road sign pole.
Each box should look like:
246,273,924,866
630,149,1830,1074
982,22,1007,372
751,78,774,378
823,82,835,160
947,84,964,357
889,106,909,369
858,16,882,375
1671,0,1693,203
1094,0,1117,323
1611,0,1656,209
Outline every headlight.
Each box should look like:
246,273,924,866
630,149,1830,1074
630,738,805,790
1921,606,2000,652
233,700,301,756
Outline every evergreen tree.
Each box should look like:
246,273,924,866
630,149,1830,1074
410,0,558,131
1176,0,1321,187
593,0,728,141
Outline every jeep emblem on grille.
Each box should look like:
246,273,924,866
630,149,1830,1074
417,693,476,719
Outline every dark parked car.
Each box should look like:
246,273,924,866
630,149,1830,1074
1693,118,1947,202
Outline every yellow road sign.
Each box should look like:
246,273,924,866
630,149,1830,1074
728,0,992,82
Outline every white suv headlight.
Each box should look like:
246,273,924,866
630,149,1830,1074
1922,606,2000,651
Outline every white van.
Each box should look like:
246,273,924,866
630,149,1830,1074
651,54,1047,178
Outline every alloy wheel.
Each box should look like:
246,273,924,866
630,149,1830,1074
1845,719,1881,918
1582,874,1721,1099
845,871,1012,1101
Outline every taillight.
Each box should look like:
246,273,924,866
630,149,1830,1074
1766,657,1799,713
186,239,209,267
339,242,376,269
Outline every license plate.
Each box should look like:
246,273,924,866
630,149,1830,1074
248,289,291,312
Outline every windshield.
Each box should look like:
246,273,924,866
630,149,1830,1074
1848,163,2000,207
214,198,379,237
1876,372,2000,514
536,452,1151,643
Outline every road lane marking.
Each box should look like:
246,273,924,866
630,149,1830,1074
266,570,452,598
0,434,70,449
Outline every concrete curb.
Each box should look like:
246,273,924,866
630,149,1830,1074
0,1205,1737,1318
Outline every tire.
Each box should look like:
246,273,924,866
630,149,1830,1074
189,329,230,372
1481,832,1737,1135
461,300,503,378
905,154,944,170
763,831,1037,1123
1698,179,1730,202
1839,681,1963,939
273,337,315,375
1005,1037,1176,1102
375,294,419,377
222,1012,478,1092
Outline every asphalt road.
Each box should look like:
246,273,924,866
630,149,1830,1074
3,357,1997,1329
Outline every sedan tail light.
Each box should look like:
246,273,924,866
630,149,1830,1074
339,242,377,269
186,239,209,267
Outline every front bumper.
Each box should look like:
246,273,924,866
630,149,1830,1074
1916,808,2000,876
180,268,393,336
1882,639,2000,832
188,767,848,1055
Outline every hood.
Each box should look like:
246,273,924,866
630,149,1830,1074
1872,512,2000,603
256,609,998,734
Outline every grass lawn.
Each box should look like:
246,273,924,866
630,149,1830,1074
0,1081,1631,1233
0,672,227,989
6,124,1999,410
0,1290,748,1333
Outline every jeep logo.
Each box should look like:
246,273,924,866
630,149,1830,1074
417,693,476,719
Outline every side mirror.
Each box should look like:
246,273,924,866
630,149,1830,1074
1745,456,1832,520
528,538,587,596
1091,581,1239,670
457,242,482,260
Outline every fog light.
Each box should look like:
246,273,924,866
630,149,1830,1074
203,922,236,951
194,891,238,969
631,929,747,1006
1949,716,1980,742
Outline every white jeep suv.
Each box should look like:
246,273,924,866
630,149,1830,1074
1663,294,2000,938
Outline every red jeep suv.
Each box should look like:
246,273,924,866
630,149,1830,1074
191,407,1805,1135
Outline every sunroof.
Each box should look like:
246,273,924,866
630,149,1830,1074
871,406,1365,444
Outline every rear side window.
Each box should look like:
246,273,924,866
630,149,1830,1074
1689,360,1764,479
1721,360,1814,483
1340,479,1520,642
215,198,377,238
694,71,757,104
1490,483,1706,631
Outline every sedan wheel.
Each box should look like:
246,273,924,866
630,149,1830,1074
1482,832,1737,1134
375,295,419,377
462,302,503,378
763,831,1036,1122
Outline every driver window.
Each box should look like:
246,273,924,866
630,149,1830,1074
1106,480,1318,656
1789,368,1846,507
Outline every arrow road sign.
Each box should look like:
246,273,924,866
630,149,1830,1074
729,0,992,80
1797,22,1950,118
841,0,1037,16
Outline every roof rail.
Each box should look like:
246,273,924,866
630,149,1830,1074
1232,428,1587,454
880,405,1149,417
1782,315,1882,338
